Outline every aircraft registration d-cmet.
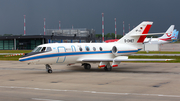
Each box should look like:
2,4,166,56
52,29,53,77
19,21,173,73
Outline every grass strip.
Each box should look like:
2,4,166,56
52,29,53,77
136,51,180,54
0,50,32,53
0,55,22,61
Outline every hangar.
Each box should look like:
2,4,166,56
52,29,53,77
0,28,100,50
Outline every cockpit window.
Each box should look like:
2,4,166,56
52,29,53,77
41,47,46,52
46,47,52,51
32,47,52,52
32,47,42,52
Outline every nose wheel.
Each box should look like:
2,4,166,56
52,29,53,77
46,64,52,73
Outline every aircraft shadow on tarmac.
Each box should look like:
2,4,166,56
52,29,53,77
67,67,173,74
25,65,179,75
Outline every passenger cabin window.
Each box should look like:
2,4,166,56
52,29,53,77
93,47,96,51
99,47,103,51
85,46,90,51
79,47,83,51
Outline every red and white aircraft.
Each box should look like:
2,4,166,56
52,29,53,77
105,25,175,44
19,21,172,73
143,25,174,44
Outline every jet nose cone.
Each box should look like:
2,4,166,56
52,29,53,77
19,57,23,62
19,56,25,62
18,52,40,63
19,53,29,62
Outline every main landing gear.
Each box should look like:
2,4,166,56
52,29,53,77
82,63,112,71
104,62,112,71
104,66,112,71
82,63,91,70
46,64,52,73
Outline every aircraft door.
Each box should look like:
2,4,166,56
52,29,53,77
57,46,66,63
71,45,76,52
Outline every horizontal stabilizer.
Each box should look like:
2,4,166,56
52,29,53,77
130,33,164,36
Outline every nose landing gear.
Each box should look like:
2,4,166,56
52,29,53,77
46,64,52,73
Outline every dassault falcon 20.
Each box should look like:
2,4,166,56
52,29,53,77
19,21,173,73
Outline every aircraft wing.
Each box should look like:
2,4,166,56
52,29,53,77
80,58,173,62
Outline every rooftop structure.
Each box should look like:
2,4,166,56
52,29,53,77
46,28,95,37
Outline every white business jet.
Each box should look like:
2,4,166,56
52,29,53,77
19,21,172,73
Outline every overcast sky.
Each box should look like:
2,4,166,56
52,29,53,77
0,0,180,36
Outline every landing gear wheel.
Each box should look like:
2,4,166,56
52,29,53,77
85,64,91,70
104,66,112,71
48,69,52,73
82,63,91,70
46,64,52,73
104,62,112,71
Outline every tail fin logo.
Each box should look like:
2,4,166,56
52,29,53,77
166,33,171,37
136,27,143,32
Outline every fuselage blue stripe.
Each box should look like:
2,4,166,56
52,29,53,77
117,50,139,53
19,51,112,62
19,49,140,62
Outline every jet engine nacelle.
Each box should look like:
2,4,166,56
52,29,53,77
112,46,118,56
111,45,138,56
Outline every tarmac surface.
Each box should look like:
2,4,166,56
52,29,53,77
0,61,180,101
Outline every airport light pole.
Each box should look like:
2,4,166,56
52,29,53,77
115,18,117,39
24,15,26,35
102,13,104,42
44,18,46,35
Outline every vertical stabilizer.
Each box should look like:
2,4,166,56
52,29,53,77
159,25,174,38
176,31,179,39
171,29,177,39
117,21,153,48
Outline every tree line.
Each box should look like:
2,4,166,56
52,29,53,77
95,33,123,39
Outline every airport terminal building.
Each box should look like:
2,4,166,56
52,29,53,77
0,28,101,50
